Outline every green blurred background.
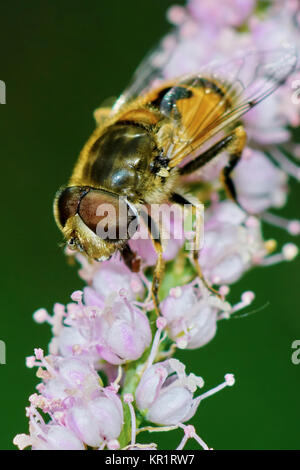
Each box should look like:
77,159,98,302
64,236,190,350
0,0,299,450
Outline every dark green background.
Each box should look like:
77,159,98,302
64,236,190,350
1,0,299,450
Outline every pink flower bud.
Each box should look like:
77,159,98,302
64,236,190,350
161,284,221,349
57,287,152,366
14,425,85,450
162,286,219,349
136,359,203,425
35,425,85,450
200,201,266,285
33,308,48,324
233,150,288,213
88,391,123,440
58,326,88,359
65,405,102,447
43,358,100,401
65,391,123,447
71,290,83,303
95,299,152,364
92,259,144,300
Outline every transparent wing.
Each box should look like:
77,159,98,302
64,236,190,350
156,46,298,167
112,30,180,113
111,34,297,165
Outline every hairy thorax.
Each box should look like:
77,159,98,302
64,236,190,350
71,122,179,203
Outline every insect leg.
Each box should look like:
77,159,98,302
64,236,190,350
120,243,141,273
170,192,221,297
93,107,112,126
179,125,247,204
151,238,164,317
220,126,247,202
140,209,164,316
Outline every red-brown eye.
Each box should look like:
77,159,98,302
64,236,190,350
55,186,87,227
78,189,138,241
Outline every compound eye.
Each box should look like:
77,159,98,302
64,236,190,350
55,186,85,227
78,189,138,241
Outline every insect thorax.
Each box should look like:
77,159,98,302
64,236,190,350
81,123,157,200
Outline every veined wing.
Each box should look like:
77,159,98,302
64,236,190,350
153,47,298,167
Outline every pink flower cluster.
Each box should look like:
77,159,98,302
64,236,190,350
15,0,299,450
16,352,123,450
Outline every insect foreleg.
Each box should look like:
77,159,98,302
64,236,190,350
120,243,141,273
140,210,164,316
179,125,247,204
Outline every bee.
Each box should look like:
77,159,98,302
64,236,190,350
54,41,297,312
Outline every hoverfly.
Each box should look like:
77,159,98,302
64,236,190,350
54,36,297,312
